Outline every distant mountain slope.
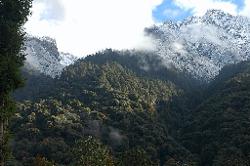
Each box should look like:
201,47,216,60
24,36,77,78
146,9,250,80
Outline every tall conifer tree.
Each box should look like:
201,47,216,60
0,0,32,165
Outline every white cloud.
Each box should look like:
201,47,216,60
25,0,163,56
172,42,186,54
163,8,181,18
39,0,65,21
240,0,250,17
173,0,238,16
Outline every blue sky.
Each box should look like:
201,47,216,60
153,0,245,21
232,0,245,9
153,0,192,21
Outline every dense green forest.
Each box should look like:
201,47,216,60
10,50,250,165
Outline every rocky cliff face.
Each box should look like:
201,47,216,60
24,36,77,78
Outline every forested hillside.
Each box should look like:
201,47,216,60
11,50,250,165
12,51,195,165
180,61,250,165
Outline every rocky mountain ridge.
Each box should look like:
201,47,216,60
24,36,78,78
146,9,250,81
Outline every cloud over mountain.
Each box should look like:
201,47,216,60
25,0,163,56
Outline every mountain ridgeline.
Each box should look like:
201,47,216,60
146,9,250,81
11,10,250,166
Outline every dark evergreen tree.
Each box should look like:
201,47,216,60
118,148,157,166
0,0,32,165
72,136,115,166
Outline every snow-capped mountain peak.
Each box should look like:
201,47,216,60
24,36,78,78
146,9,250,81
